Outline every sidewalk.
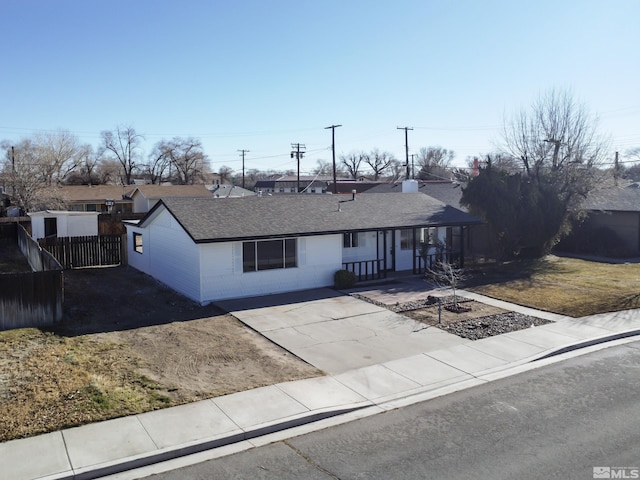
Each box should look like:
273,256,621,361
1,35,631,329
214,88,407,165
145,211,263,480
3,292,640,480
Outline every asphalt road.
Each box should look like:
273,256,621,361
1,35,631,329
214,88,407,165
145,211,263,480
142,341,640,480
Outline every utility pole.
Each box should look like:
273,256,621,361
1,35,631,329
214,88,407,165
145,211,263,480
397,126,413,180
237,149,249,189
291,143,306,193
325,124,342,194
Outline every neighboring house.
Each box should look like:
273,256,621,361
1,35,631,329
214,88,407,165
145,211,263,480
365,180,466,207
328,179,384,194
125,190,481,304
128,184,212,213
209,184,255,198
254,175,335,194
28,210,99,240
45,185,134,213
254,176,381,195
581,181,640,255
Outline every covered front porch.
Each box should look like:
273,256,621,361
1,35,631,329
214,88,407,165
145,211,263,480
341,225,467,282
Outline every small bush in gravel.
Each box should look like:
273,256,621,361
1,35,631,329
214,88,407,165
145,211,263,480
334,269,357,289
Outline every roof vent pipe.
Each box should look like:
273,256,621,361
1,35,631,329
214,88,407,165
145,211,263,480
352,189,356,200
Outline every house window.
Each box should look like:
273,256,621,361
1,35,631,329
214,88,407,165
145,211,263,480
343,232,359,248
243,239,297,272
86,204,97,212
400,229,415,250
133,232,143,254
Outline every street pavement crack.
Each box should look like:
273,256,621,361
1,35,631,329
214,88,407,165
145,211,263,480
284,440,343,479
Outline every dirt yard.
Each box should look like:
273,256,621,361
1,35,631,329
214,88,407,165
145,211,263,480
0,266,321,442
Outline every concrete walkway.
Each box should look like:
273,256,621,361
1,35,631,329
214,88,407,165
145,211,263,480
4,282,640,480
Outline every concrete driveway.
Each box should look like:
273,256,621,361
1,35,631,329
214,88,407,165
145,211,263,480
216,287,465,375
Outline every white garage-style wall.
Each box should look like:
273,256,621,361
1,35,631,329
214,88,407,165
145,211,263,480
199,234,342,303
126,209,202,302
28,211,99,240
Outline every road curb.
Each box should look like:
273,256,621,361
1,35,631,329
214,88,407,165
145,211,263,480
531,328,640,362
66,405,367,480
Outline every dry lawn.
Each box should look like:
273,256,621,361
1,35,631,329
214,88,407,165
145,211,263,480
466,255,640,317
0,267,321,442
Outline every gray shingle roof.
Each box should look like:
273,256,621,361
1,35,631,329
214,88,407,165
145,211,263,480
364,181,467,211
583,183,640,212
143,192,481,243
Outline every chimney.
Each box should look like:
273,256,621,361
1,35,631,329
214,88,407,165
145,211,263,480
473,157,479,177
401,180,419,193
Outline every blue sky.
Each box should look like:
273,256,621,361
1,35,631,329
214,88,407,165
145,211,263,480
1,0,639,175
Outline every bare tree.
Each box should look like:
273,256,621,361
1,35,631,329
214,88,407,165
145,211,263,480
427,261,468,312
218,165,234,184
626,147,640,164
388,158,405,180
340,151,365,179
95,159,121,185
100,125,143,185
314,159,332,175
364,149,395,180
32,130,88,185
158,137,208,184
502,88,609,201
145,142,173,184
1,139,68,211
64,145,101,185
416,146,455,180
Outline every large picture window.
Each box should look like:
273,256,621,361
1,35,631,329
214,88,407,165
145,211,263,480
243,239,297,272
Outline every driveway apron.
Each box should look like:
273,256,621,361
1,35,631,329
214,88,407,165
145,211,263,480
216,287,465,375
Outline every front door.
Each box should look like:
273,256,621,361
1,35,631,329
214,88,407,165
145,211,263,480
377,229,395,272
44,217,57,238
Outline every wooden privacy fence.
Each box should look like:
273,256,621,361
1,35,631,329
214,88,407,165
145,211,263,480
0,225,64,331
0,270,63,331
39,234,126,269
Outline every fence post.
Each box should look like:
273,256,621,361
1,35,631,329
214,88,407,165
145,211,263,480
120,233,128,266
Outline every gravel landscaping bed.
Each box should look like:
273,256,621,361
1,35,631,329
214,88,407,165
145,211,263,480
350,292,553,340
438,312,553,340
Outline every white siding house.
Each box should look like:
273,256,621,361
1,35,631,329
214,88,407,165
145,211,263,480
127,209,342,303
28,210,100,240
125,193,481,304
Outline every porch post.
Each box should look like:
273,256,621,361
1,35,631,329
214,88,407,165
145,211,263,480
412,227,417,274
382,229,387,272
391,230,396,272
